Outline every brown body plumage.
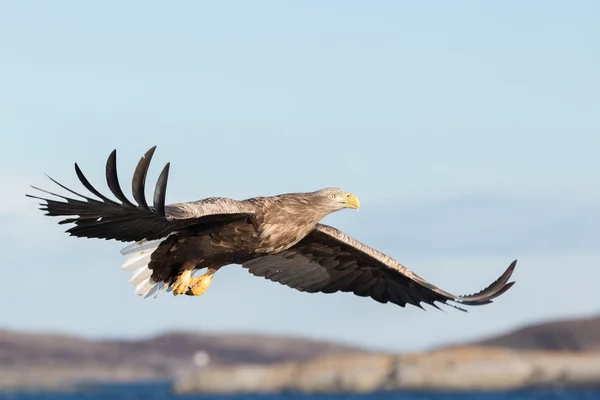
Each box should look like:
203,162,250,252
27,146,517,311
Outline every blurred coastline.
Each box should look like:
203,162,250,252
2,313,600,395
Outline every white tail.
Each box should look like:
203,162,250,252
120,238,172,298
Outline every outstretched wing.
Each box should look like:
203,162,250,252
27,146,256,242
243,224,516,311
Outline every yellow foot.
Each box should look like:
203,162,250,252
172,269,192,296
186,268,216,297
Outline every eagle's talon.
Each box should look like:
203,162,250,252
185,269,216,297
172,270,192,296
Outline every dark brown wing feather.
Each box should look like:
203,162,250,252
26,146,254,242
243,224,516,311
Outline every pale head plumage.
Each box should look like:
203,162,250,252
310,187,360,212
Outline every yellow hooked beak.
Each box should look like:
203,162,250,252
343,192,360,210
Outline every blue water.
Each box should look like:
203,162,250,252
1,384,600,400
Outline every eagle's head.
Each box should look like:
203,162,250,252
314,187,360,212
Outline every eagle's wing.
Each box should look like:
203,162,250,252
27,146,256,242
243,224,516,311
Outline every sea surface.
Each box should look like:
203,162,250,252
1,384,600,400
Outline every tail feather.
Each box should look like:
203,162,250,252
119,238,171,299
156,282,170,297
129,266,153,285
122,253,153,272
135,277,156,298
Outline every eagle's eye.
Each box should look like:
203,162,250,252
330,194,336,199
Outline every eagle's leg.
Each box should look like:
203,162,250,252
186,267,217,297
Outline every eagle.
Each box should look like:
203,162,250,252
27,146,516,312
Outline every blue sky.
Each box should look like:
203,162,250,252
1,1,599,352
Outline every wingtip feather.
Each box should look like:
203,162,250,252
153,162,170,217
131,146,158,211
105,149,136,207
456,259,518,306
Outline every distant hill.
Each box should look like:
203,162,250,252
475,314,600,352
0,328,364,368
